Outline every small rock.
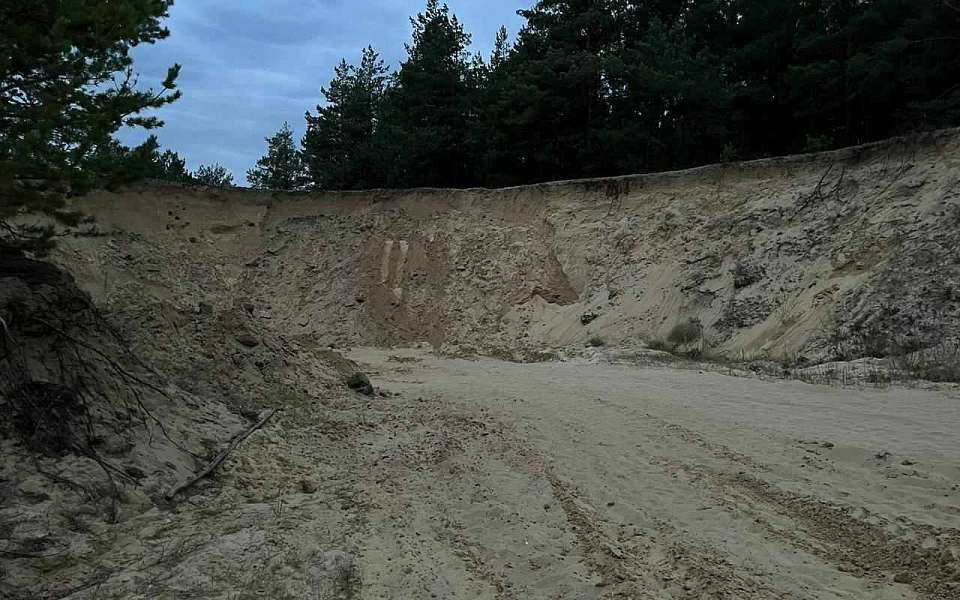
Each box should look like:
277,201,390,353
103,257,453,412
822,441,835,449
239,408,261,420
901,459,916,466
235,333,260,348
606,543,625,559
345,372,374,396
893,572,913,584
124,466,147,480
300,479,319,494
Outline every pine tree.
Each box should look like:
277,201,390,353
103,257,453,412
0,0,181,254
491,26,511,70
491,0,634,182
247,122,307,191
299,0,960,188
152,150,193,184
897,1,960,128
472,27,517,186
378,0,478,187
303,47,389,189
785,0,960,148
607,17,729,170
194,163,234,188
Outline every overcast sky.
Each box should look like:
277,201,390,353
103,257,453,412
118,1,532,184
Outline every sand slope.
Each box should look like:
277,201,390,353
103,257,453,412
71,128,960,362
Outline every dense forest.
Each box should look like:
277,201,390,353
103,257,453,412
274,0,960,190
148,0,960,190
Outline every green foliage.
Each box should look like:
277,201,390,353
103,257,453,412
721,144,740,163
149,149,194,184
303,48,389,190
296,0,960,190
803,135,835,154
376,0,479,187
0,0,181,254
247,122,306,191
194,164,235,188
86,136,163,189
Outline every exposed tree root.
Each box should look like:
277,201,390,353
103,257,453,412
0,254,198,522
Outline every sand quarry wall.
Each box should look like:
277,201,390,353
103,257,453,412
62,129,960,361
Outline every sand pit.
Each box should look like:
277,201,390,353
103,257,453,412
3,131,960,598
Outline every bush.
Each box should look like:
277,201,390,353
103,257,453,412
668,319,702,345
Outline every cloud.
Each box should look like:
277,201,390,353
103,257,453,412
119,0,531,184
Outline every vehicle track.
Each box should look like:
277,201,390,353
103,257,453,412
350,347,960,599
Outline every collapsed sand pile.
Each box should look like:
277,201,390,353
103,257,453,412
0,242,359,598
68,129,960,363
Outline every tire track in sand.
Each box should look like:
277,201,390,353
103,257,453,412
651,458,960,599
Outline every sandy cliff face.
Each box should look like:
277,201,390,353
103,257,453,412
65,129,960,362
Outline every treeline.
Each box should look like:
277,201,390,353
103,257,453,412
178,0,960,190
103,137,235,188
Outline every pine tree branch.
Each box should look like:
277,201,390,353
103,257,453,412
165,409,277,501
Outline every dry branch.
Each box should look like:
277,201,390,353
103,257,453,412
31,316,200,459
165,409,276,500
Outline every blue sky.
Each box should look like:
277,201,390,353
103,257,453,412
119,1,532,184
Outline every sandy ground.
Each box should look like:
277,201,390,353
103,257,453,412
345,348,960,600
7,132,960,599
10,350,960,599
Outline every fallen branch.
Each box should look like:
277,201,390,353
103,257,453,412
165,409,276,501
796,162,835,212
